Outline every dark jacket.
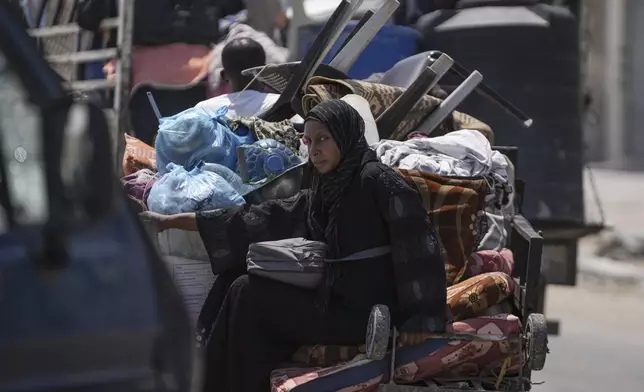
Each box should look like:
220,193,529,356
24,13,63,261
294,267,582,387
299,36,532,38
197,155,447,332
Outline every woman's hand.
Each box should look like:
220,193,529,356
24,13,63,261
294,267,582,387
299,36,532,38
139,211,171,232
139,211,199,232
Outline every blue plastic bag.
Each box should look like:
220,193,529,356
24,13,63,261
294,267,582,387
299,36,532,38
201,162,260,196
147,163,246,214
154,106,255,175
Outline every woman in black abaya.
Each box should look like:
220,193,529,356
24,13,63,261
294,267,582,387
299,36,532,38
197,100,447,391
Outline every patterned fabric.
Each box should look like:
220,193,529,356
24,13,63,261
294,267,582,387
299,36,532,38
461,249,515,282
305,99,371,257
395,169,488,285
228,116,301,155
289,272,514,367
121,168,157,206
300,76,494,142
275,315,522,389
271,356,385,392
446,272,515,322
395,314,523,382
123,134,157,175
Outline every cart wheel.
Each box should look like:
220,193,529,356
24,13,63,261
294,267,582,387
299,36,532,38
365,304,390,361
525,313,549,371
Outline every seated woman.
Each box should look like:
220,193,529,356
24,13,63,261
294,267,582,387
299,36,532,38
143,100,447,392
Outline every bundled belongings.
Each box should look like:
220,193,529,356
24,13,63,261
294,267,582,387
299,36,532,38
201,163,260,196
375,129,508,183
147,162,246,215
121,168,157,211
376,129,514,253
121,108,305,216
154,106,255,175
395,169,489,285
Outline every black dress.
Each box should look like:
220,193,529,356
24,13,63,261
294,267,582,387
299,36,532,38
198,156,447,392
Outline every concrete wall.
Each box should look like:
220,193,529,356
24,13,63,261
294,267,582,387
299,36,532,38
622,0,644,170
582,0,644,171
580,0,607,163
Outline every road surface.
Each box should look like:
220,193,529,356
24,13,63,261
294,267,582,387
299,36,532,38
535,279,644,392
535,167,644,391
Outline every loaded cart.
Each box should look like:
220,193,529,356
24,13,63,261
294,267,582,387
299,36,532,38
143,1,550,390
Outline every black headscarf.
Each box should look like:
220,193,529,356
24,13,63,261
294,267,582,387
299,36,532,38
305,99,372,257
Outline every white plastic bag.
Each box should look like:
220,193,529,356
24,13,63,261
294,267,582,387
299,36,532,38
147,162,245,214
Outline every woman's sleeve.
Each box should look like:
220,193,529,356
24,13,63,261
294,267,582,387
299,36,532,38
371,169,448,333
196,191,310,274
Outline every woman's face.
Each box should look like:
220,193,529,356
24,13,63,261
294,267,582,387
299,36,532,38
302,120,341,174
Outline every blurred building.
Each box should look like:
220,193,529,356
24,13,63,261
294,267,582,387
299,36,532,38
582,0,644,171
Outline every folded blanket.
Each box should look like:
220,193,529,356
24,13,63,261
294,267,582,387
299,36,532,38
301,76,493,142
375,129,508,184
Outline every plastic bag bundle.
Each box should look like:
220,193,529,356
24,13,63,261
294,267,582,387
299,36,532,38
147,162,246,214
155,106,255,175
201,162,260,196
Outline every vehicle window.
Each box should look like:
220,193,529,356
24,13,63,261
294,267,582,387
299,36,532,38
0,50,47,232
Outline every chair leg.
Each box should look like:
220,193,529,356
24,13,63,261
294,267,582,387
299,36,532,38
329,0,401,74
415,70,483,136
375,53,454,140
331,10,374,62
260,0,362,121
427,50,533,128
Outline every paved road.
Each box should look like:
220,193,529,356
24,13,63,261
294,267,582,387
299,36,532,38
534,280,644,392
534,167,644,391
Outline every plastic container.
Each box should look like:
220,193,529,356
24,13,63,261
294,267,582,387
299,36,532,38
297,21,420,79
416,2,583,225
238,139,303,184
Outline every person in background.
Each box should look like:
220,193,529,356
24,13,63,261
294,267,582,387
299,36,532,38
244,0,288,42
195,37,280,118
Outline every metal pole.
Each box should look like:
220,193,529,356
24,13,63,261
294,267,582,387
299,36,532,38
114,0,134,177
604,0,625,169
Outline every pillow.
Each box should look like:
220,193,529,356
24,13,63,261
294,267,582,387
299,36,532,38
462,249,514,281
446,272,515,322
395,169,488,285
394,314,522,383
123,134,157,176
